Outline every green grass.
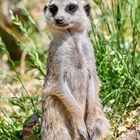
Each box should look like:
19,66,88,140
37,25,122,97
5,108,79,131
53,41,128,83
0,0,140,139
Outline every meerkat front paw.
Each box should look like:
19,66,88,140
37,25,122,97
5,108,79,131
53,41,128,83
86,118,96,140
86,118,110,140
77,126,88,140
74,119,88,140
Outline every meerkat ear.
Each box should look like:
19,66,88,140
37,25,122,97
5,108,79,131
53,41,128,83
84,4,91,16
44,5,48,13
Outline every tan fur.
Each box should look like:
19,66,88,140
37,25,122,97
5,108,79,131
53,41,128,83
41,0,110,140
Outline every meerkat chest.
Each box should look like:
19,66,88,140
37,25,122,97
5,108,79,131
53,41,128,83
59,44,87,71
59,40,89,90
52,36,91,79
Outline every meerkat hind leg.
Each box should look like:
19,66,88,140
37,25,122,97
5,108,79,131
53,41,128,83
41,97,72,140
86,77,110,140
87,101,110,140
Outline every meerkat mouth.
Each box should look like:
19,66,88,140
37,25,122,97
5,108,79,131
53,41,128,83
55,23,69,27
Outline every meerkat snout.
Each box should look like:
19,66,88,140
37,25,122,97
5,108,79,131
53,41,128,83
55,18,65,25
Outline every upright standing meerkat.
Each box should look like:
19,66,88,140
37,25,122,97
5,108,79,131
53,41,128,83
41,0,110,140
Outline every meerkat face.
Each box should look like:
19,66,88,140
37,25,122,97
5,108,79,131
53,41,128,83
44,0,91,32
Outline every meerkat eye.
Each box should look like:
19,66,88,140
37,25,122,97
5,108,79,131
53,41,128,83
49,4,58,16
66,4,78,14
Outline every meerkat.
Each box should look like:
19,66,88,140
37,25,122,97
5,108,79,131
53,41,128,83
41,0,110,140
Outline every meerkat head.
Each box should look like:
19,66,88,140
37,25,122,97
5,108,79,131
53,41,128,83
44,0,91,33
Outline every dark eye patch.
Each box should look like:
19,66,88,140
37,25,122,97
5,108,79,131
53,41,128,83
65,4,78,14
49,4,58,16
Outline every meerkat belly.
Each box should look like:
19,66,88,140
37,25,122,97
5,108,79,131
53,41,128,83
67,69,87,105
65,49,88,109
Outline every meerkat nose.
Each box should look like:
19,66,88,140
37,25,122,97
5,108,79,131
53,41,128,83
55,18,65,25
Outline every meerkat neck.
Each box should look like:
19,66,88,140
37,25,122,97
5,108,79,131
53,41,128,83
52,29,89,50
68,30,87,40
53,29,88,40
68,29,88,48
